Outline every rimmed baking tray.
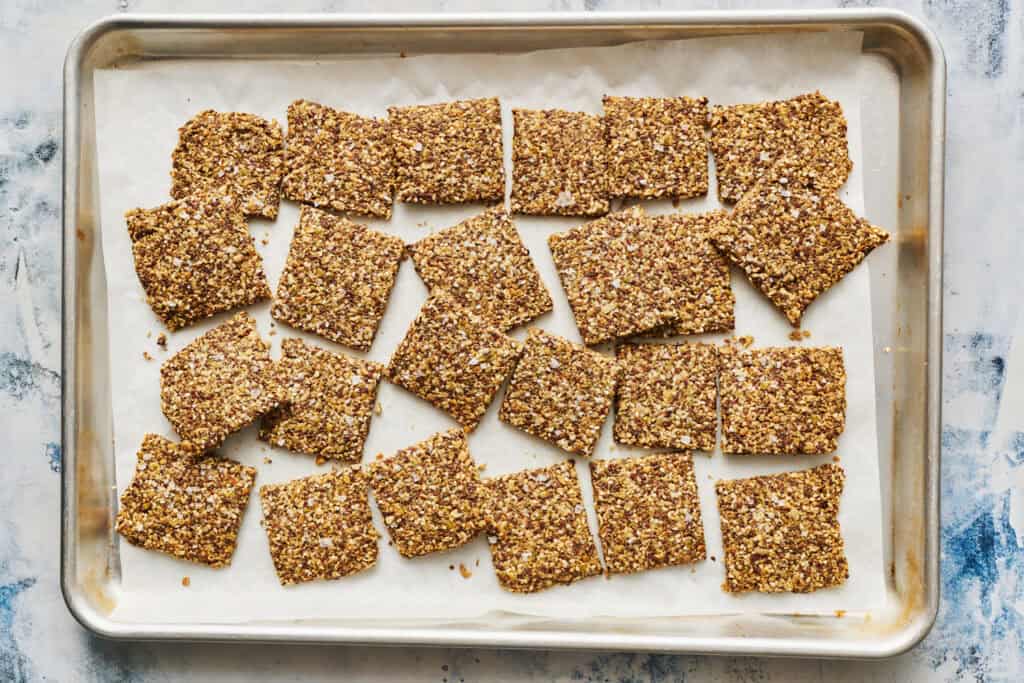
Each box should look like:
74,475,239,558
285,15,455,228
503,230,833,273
61,10,944,658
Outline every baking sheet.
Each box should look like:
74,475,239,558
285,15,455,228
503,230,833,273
92,30,887,623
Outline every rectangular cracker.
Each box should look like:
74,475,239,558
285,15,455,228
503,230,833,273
368,428,487,558
170,110,285,219
282,100,395,219
115,434,256,568
603,95,709,200
614,342,719,451
160,312,285,451
710,91,852,203
484,461,602,593
498,329,618,457
716,463,849,592
710,149,890,326
259,467,379,585
590,452,706,574
386,290,523,430
408,207,554,332
389,97,505,204
260,338,385,462
271,206,405,351
126,191,271,331
719,345,846,455
510,109,609,216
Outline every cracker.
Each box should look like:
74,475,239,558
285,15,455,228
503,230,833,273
389,97,504,204
259,467,379,585
126,192,271,331
719,345,846,455
407,207,553,331
710,91,852,203
603,95,709,200
498,329,618,457
711,149,890,325
614,342,719,451
260,338,385,462
368,428,486,558
484,461,601,593
282,100,394,219
386,290,523,430
590,452,706,574
271,206,405,351
170,110,285,219
160,312,285,450
115,434,256,568
510,109,609,216
716,463,848,592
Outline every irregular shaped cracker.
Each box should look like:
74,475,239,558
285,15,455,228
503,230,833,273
271,206,405,351
115,434,256,568
407,207,553,331
126,192,271,331
484,461,602,593
260,338,384,462
716,463,849,593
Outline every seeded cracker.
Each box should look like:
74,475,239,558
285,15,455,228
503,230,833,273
160,312,285,450
408,207,553,331
389,97,504,204
115,434,256,568
614,343,719,451
710,92,852,203
260,338,385,462
510,109,609,216
368,429,487,558
716,463,849,592
712,148,890,326
590,452,706,574
484,461,601,593
719,345,846,455
260,467,379,585
386,290,523,430
282,100,395,219
499,329,618,457
272,206,405,351
126,192,271,331
548,206,686,345
170,110,285,219
603,95,709,200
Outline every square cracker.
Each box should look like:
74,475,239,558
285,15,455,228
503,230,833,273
389,97,505,204
260,467,379,585
510,109,609,216
386,290,523,431
170,110,285,219
160,312,285,451
484,461,602,593
603,95,709,200
260,338,385,462
711,148,890,326
368,428,487,558
590,452,706,574
271,206,405,352
710,91,852,203
614,342,719,451
719,345,846,455
498,329,618,457
282,100,395,219
716,463,849,593
407,207,553,331
126,192,271,331
115,434,256,568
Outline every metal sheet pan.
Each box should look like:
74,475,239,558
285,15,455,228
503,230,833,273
61,10,944,658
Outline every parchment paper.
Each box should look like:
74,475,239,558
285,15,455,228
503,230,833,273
93,31,888,624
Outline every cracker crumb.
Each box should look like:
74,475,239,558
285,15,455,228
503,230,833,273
315,456,328,466
142,351,153,362
263,456,273,464
459,563,472,579
375,402,383,416
181,576,190,587
156,333,167,348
